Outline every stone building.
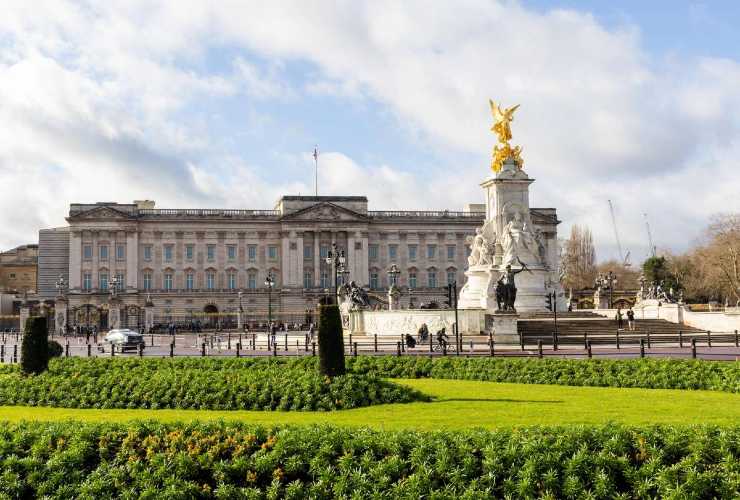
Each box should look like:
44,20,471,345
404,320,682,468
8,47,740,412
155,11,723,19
0,244,38,294
38,195,559,329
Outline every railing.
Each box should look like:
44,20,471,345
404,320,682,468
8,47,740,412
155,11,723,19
138,209,280,218
368,210,485,218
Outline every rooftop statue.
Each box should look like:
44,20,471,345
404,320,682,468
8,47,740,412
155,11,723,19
489,99,524,173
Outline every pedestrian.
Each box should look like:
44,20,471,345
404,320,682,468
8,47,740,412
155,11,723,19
627,307,635,331
615,308,623,330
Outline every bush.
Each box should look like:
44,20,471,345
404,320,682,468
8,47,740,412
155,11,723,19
0,422,737,498
47,340,63,358
346,356,740,392
0,357,426,410
318,304,345,377
20,317,49,375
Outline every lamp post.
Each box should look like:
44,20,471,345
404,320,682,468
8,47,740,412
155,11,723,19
387,264,400,287
55,275,67,335
264,273,275,324
325,243,346,304
595,271,617,309
387,264,400,310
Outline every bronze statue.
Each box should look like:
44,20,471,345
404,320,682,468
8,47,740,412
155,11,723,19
496,258,530,312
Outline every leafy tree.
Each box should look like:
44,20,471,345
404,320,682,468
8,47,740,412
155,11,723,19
317,304,345,377
642,256,680,292
21,317,49,375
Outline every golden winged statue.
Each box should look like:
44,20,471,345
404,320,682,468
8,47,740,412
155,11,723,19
489,99,524,173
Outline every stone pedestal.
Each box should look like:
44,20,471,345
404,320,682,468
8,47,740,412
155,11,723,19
458,265,498,310
55,296,68,336
486,312,519,344
512,267,549,312
144,305,154,333
19,306,30,333
108,298,122,331
387,285,401,311
237,309,244,330
594,289,609,310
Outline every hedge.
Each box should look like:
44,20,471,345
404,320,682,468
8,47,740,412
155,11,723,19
0,421,736,498
0,358,425,411
345,356,740,393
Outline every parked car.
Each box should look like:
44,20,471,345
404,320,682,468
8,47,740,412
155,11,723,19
103,329,145,352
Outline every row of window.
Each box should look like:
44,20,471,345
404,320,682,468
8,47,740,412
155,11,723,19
368,270,457,289
368,244,458,261
83,244,279,263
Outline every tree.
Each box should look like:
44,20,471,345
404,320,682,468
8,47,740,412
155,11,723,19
699,214,740,303
596,260,640,290
21,317,50,375
317,304,345,377
561,225,597,290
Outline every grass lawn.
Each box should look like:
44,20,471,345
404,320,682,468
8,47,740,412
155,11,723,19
1,378,737,430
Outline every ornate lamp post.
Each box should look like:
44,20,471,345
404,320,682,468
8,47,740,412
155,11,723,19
387,264,401,310
325,243,346,304
55,275,67,336
264,273,275,324
387,264,400,287
595,271,618,308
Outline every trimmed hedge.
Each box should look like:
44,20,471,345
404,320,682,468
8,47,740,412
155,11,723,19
0,358,425,411
0,421,736,498
345,356,740,393
318,304,345,377
20,316,49,375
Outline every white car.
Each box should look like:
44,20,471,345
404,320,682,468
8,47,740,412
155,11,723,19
103,329,145,352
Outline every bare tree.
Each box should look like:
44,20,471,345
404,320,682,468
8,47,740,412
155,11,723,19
561,225,597,290
705,214,740,303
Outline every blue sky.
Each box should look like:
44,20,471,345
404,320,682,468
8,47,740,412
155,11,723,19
1,1,739,265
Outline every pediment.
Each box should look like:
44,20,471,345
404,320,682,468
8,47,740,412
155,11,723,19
281,202,367,222
68,206,133,221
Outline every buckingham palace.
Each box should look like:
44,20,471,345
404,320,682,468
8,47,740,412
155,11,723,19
37,195,558,329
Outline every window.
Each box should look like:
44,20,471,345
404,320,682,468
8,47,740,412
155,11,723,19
115,273,124,290
248,272,257,289
227,271,237,289
320,271,329,289
206,271,215,290
143,272,152,290
186,272,194,290
447,270,456,285
185,244,194,260
164,244,173,262
427,244,437,259
389,244,397,260
304,245,313,259
409,272,417,289
320,245,328,258
408,245,417,261
248,245,257,262
99,272,109,290
368,244,378,260
99,245,108,260
303,270,313,289
370,272,379,290
427,270,437,288
83,245,92,260
164,273,173,291
447,245,456,260
227,245,236,260
83,273,92,290
116,244,125,261
207,245,216,262
268,246,278,260
143,245,152,261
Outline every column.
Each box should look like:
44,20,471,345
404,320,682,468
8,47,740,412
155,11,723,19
346,233,355,283
281,231,291,287
126,230,139,290
296,232,304,289
69,230,82,290
360,232,370,287
313,231,320,287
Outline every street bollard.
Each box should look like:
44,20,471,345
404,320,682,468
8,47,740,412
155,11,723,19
429,333,433,353
65,342,70,357
400,335,405,353
640,338,645,358
587,340,592,359
284,334,288,351
312,342,316,356
735,330,739,348
679,330,683,348
616,330,620,349
583,332,588,349
349,333,352,348
397,342,402,357
537,340,543,359
110,344,115,357
228,333,231,350
489,338,494,357
707,331,712,348
150,334,154,347
552,332,558,351
374,334,378,353
87,344,91,357
236,342,241,358
272,341,277,357
646,330,651,349
691,338,697,359
239,334,242,348
169,342,174,358
138,343,143,357
519,333,524,351
201,343,206,357
305,334,308,352
12,344,17,364
1,344,4,362
353,342,358,357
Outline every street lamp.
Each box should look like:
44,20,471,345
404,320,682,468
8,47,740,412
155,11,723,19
55,275,67,335
595,271,617,308
325,243,346,304
387,264,400,287
264,273,275,324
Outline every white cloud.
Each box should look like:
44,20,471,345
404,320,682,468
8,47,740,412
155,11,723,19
0,0,739,263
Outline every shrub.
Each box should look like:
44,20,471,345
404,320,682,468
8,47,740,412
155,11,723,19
0,422,737,498
47,340,63,358
20,317,49,375
318,304,345,377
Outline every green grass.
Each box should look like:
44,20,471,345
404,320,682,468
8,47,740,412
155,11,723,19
1,378,737,429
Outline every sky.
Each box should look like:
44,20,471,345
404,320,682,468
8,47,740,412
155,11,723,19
1,1,739,265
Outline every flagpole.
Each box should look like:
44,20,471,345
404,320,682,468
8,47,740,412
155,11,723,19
313,145,318,197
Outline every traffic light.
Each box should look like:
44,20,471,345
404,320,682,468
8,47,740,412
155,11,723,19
445,284,453,308
545,292,553,312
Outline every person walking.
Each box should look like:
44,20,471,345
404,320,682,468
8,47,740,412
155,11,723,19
627,307,635,331
615,308,623,330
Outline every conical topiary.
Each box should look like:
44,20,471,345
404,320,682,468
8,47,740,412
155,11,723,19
21,316,49,375
318,304,345,377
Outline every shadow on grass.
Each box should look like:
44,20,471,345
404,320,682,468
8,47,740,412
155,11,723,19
434,398,565,404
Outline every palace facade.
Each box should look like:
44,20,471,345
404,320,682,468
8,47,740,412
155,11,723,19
37,196,559,328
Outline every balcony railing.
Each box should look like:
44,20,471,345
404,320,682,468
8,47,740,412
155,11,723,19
138,209,280,218
368,211,485,218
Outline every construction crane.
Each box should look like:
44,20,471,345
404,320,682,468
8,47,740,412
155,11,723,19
644,213,657,258
607,200,631,267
